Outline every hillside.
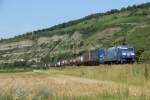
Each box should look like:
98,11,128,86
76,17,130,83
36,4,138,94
0,3,150,68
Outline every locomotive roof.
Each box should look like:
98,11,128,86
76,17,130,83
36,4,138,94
117,45,134,49
107,45,134,50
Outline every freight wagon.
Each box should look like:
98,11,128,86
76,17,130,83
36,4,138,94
77,51,99,66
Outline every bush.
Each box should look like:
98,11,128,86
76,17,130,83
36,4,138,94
140,51,150,63
136,48,145,62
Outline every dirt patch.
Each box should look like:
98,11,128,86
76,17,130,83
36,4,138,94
99,27,122,36
0,40,34,51
71,31,82,40
37,37,52,45
147,14,150,18
90,27,122,41
51,35,66,42
37,35,68,45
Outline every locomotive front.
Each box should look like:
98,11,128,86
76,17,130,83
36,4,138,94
118,46,135,63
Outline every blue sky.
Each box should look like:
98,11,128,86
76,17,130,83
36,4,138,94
0,0,150,39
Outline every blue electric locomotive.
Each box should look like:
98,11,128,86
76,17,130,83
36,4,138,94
117,46,135,63
97,45,135,64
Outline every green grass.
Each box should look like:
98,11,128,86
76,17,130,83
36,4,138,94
0,68,33,73
37,64,150,85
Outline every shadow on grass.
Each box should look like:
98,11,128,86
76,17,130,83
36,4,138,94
0,68,33,73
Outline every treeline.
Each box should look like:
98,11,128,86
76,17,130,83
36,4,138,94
0,60,37,69
32,2,150,33
136,48,150,63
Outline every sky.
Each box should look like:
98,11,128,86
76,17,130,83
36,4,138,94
0,0,150,39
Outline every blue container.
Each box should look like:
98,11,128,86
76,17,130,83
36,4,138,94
106,47,117,62
97,48,105,63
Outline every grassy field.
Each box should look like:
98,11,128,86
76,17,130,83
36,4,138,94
0,64,150,100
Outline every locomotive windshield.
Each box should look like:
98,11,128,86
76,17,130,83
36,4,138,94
128,48,134,52
121,48,134,52
120,47,135,56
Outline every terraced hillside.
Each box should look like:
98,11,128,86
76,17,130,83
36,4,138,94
0,3,150,67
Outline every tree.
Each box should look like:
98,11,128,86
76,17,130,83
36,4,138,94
139,51,150,63
136,47,145,62
40,55,51,63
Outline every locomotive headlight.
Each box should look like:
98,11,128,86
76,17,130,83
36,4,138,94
131,53,135,56
122,53,126,56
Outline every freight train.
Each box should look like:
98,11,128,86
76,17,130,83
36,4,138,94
47,45,135,67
